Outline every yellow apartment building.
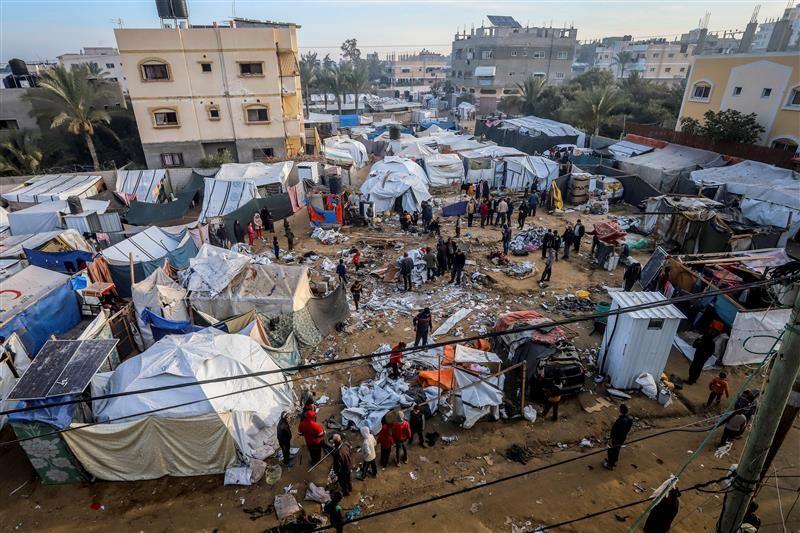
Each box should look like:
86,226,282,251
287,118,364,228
677,51,800,153
115,18,305,169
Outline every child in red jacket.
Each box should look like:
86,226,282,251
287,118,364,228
392,411,412,465
377,422,395,469
707,372,730,407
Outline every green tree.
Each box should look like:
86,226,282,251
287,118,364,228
299,52,319,117
679,116,702,135
25,64,113,170
341,38,361,62
199,148,233,168
0,131,43,176
567,85,622,136
344,59,371,114
612,51,636,78
690,109,765,145
367,54,385,82
320,63,347,115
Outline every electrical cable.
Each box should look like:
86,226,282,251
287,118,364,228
3,273,794,418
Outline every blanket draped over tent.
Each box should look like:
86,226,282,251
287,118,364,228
360,157,431,213
115,169,167,204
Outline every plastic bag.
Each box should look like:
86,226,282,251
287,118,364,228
635,372,658,400
523,404,537,422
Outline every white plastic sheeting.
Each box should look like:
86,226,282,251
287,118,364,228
199,178,258,223
607,140,654,160
215,162,294,188
504,156,559,191
340,377,414,433
690,161,800,237
0,229,91,259
102,226,192,264
185,244,252,296
722,308,792,366
395,142,436,159
423,153,465,186
132,269,189,349
7,198,109,236
501,116,585,146
361,157,431,213
620,144,726,192
453,368,504,429
2,174,103,204
93,329,295,459
323,137,368,168
115,169,167,203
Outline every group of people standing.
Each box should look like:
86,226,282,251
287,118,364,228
224,208,295,260
537,219,587,285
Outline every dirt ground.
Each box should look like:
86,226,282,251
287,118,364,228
1,162,798,532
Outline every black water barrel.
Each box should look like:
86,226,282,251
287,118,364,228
328,176,342,194
389,126,401,140
67,196,82,214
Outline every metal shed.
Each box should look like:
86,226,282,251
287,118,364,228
599,291,685,389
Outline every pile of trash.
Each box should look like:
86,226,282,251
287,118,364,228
504,261,535,279
509,227,548,256
551,294,595,314
340,376,415,433
311,227,349,245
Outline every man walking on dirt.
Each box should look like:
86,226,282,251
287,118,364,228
400,252,414,291
603,404,634,470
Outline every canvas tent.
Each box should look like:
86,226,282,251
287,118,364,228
61,330,295,481
503,156,559,191
689,160,800,238
360,157,431,213
131,268,190,349
115,169,168,204
606,140,654,160
619,144,726,192
2,174,103,206
394,141,436,160
215,161,294,190
323,137,368,168
0,229,92,259
7,198,109,235
459,145,526,184
198,178,258,223
422,153,465,186
101,226,198,297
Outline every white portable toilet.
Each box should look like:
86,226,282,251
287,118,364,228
599,291,685,389
296,162,320,184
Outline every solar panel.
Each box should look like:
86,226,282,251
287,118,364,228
8,339,118,401
487,15,522,28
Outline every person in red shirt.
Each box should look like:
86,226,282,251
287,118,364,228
388,342,406,379
376,422,395,469
707,371,730,408
297,411,325,465
352,249,361,272
392,411,412,465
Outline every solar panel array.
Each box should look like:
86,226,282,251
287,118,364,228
487,15,522,28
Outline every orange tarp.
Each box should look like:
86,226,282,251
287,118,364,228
418,367,454,390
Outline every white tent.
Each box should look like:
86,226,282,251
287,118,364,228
198,178,258,223
690,160,800,237
453,367,504,429
503,156,559,191
619,144,726,192
457,102,476,121
102,226,193,264
2,174,103,205
360,157,432,213
417,124,446,137
607,140,654,160
460,146,527,184
423,153,465,186
215,161,293,189
395,141,437,160
501,116,586,147
115,169,167,203
0,229,92,259
7,198,109,235
131,268,190,349
323,137,368,168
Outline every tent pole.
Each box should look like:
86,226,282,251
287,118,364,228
437,350,442,412
128,253,134,286
520,361,527,415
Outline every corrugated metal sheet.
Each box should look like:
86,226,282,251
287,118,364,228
97,212,123,233
609,291,685,320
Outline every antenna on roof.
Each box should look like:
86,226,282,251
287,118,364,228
110,17,124,28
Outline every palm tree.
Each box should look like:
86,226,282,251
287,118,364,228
345,59,371,114
84,62,110,80
516,76,547,115
568,85,622,136
0,131,43,175
299,52,319,118
25,64,112,170
612,51,635,79
322,63,347,115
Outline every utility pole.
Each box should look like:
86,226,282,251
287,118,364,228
717,287,800,532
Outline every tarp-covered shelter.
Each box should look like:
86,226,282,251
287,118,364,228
217,194,294,245
422,153,465,186
689,160,800,238
0,229,92,259
0,266,81,354
198,178,258,223
360,157,431,213
101,226,198,297
605,140,654,160
323,137,368,168
62,330,295,481
7,198,109,235
619,144,726,192
215,161,294,191
185,245,350,347
126,172,205,226
131,268,190,349
459,145,526,184
503,156,559,191
643,195,724,253
395,141,436,160
115,169,168,204
2,174,103,207
476,116,584,153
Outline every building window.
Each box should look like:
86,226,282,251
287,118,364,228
153,109,179,127
680,67,685,72
786,87,800,107
647,318,664,330
511,50,517,56
480,50,493,59
140,60,170,81
691,81,712,100
160,153,184,167
555,72,565,79
533,72,546,80
649,67,656,72
207,105,221,120
761,88,772,98
532,51,546,59
479,88,497,94
557,51,569,59
105,63,115,69
771,138,798,152
245,105,269,123
652,53,659,58
665,67,671,73
732,86,742,96
253,147,275,161
509,72,515,76
239,62,264,76
667,53,675,58
0,119,19,130
201,62,212,72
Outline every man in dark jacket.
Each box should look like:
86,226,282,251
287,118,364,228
336,259,348,285
501,224,512,255
421,201,433,231
331,434,353,496
541,229,554,259
517,201,529,229
552,229,562,262
623,261,642,291
436,239,448,276
528,190,539,217
573,220,586,252
409,404,426,447
423,248,437,281
603,404,634,470
413,307,433,347
399,253,414,291
277,412,293,466
643,488,680,533
450,248,466,285
687,331,715,384
561,224,574,260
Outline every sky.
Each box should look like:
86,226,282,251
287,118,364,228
0,0,794,63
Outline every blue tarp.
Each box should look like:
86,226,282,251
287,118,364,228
0,281,81,356
141,308,203,342
8,395,79,429
419,119,456,130
366,125,413,140
442,201,467,217
339,114,360,127
24,248,94,274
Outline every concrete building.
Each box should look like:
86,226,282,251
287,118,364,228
115,17,305,169
450,15,578,114
0,89,40,141
751,4,800,52
385,50,449,87
595,38,694,84
676,51,800,153
58,47,127,93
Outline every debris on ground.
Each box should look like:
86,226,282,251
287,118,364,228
505,261,535,279
509,227,548,256
505,444,536,465
311,227,349,244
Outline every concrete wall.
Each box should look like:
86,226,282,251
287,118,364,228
0,89,40,141
142,136,288,168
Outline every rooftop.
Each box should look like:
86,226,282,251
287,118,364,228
609,291,686,320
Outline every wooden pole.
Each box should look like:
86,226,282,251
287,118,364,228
520,361,527,415
128,253,135,286
437,349,442,410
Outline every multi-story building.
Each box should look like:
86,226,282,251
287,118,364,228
385,50,449,87
751,4,800,52
596,38,694,84
115,17,304,169
58,47,127,93
450,15,578,114
676,51,800,153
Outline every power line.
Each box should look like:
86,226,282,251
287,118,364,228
2,273,794,418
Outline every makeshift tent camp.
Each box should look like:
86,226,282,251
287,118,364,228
503,156,559,191
422,153,465,186
457,101,476,120
394,141,436,160
62,330,295,481
215,161,294,190
360,157,431,213
0,229,92,259
2,174,103,206
606,140,654,160
101,226,198,297
0,334,30,430
7,198,109,235
126,172,206,226
131,268,190,349
186,245,350,347
114,169,168,204
323,137,368,168
198,178,258,223
643,195,723,253
619,144,726,192
459,145,527,184
216,194,295,245
0,266,81,354
689,160,800,238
